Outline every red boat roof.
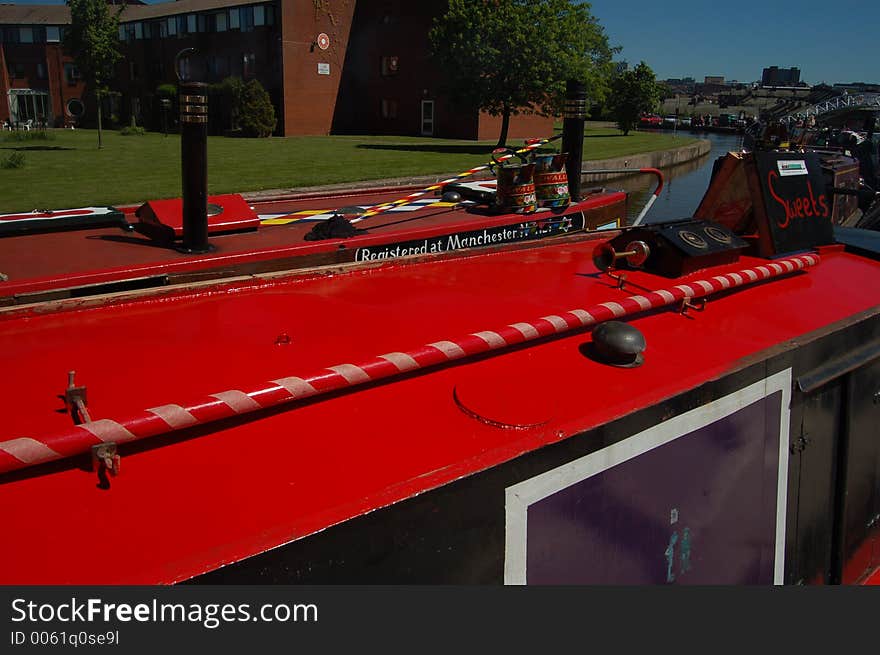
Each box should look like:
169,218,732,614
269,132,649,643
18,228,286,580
0,187,625,303
0,231,878,583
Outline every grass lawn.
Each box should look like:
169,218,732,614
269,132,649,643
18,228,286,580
0,124,694,213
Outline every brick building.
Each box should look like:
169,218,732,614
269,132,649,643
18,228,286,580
1,0,553,140
0,4,86,128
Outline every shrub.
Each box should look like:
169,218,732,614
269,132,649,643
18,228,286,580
1,152,26,169
3,130,55,142
239,79,276,138
156,83,177,99
120,126,146,136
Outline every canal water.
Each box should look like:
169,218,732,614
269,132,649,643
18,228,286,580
584,131,745,225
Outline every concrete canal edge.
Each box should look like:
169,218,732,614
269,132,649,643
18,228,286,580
243,138,712,203
579,138,712,180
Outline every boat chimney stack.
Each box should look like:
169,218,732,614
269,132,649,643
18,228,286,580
177,49,211,253
562,80,587,203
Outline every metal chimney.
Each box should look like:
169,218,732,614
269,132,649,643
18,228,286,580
176,49,211,253
562,80,587,203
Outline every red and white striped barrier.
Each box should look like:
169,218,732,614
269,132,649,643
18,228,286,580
0,253,819,476
350,135,563,223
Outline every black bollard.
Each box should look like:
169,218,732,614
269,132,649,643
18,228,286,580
562,80,587,203
178,81,211,253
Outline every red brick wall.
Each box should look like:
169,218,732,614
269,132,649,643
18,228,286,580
280,0,357,136
477,112,557,143
331,0,552,141
331,0,476,138
0,42,85,127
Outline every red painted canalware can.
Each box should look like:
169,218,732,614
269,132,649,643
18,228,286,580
533,153,570,209
495,162,537,214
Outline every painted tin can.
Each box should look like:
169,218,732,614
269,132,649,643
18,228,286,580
495,162,537,214
533,153,570,209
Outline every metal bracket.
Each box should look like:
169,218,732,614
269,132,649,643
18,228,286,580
609,271,628,290
680,298,706,315
91,443,120,478
64,370,91,424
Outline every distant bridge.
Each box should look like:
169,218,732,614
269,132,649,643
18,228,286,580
780,93,880,123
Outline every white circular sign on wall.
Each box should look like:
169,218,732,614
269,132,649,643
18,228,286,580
316,33,330,50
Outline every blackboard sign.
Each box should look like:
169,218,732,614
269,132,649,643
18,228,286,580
752,152,834,255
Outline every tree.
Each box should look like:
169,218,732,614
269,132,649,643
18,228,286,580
429,0,616,147
218,76,246,131
608,61,660,136
239,79,276,138
63,0,124,148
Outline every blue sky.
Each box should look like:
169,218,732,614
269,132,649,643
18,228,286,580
588,0,878,84
6,0,878,84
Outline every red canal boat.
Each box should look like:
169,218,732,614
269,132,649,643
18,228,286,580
1,82,879,586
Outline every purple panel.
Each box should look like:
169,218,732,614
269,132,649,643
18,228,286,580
526,392,782,584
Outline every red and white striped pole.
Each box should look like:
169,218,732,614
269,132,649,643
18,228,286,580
583,168,665,226
0,254,819,476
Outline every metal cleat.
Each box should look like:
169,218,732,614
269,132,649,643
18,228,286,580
680,298,707,315
64,371,91,424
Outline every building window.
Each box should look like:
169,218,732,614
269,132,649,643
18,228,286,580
266,4,276,25
36,62,47,80
65,98,83,118
3,27,20,43
187,14,197,34
381,56,399,76
7,62,25,79
64,63,80,85
381,99,398,119
119,25,127,41
240,7,254,32
216,12,227,32
229,9,240,30
206,55,229,79
254,5,265,26
20,27,34,44
166,17,177,36
33,27,47,43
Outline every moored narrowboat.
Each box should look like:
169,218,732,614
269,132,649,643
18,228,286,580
1,81,879,586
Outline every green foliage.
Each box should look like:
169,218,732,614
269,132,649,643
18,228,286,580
3,130,56,142
239,79,276,138
64,0,124,146
156,84,177,99
210,76,247,131
1,152,26,169
608,61,661,136
120,126,146,136
429,0,617,146
63,0,124,87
